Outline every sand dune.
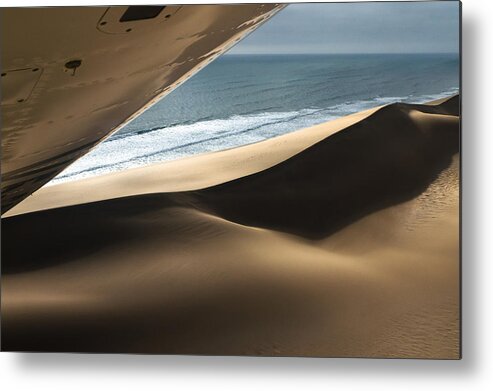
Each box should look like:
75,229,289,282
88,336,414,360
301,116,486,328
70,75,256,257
1,96,460,357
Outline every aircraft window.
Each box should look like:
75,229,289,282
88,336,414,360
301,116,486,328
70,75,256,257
119,6,166,22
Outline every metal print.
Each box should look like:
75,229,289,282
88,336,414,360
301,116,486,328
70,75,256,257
0,2,461,358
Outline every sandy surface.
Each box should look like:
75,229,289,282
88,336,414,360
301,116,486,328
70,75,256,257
1,96,460,357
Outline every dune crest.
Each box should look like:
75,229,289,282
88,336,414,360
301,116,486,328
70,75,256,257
1,96,460,358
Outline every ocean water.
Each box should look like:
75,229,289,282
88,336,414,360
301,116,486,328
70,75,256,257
51,53,459,184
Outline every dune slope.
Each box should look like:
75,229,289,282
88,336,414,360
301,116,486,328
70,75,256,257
1,96,460,357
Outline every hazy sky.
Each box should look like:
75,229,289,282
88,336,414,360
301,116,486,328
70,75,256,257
229,1,460,54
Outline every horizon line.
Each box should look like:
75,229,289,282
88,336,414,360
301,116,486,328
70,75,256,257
224,52,459,56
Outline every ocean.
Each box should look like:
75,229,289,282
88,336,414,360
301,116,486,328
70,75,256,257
50,53,459,184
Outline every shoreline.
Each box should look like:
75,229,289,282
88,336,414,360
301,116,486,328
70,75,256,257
6,95,457,217
47,87,459,186
1,96,460,357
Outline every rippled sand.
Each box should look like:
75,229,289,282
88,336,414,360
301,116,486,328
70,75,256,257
1,96,460,357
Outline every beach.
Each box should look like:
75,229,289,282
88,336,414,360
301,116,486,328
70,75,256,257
49,53,460,184
1,96,460,357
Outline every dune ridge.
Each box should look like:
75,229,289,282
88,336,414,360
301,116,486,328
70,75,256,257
1,96,460,357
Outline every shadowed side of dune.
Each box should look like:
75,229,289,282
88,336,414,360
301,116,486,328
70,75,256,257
427,94,460,116
188,97,459,238
1,96,460,356
2,97,459,274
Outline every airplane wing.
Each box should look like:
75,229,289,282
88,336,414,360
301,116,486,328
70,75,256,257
0,4,283,213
